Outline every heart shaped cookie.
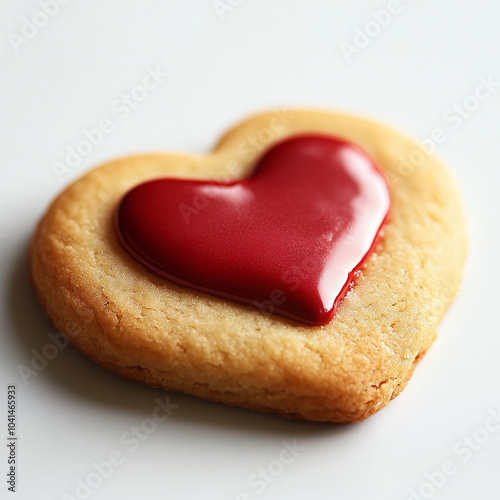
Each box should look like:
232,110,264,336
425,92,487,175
30,110,466,422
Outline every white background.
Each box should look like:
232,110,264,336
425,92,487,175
1,1,500,499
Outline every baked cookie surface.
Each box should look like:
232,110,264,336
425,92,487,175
30,110,467,423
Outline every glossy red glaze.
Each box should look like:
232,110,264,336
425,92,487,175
115,135,390,325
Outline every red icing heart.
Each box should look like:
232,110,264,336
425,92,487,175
115,135,390,326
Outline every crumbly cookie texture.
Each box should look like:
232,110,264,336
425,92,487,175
30,110,467,423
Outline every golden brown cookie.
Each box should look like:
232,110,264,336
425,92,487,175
29,109,467,422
